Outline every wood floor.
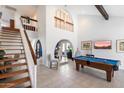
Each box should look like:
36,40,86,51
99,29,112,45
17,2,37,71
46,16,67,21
37,60,124,88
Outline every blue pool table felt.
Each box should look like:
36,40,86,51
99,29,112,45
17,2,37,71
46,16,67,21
74,56,120,66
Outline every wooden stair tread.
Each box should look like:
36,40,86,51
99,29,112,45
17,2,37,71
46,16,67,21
7,77,30,88
9,77,30,88
0,32,20,36
0,69,28,79
0,32,21,36
0,77,30,88
0,63,27,70
0,35,21,38
2,27,20,32
0,37,22,40
1,30,20,33
0,83,15,88
0,57,26,62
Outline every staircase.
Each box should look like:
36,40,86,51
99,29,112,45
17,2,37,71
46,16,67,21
0,29,32,88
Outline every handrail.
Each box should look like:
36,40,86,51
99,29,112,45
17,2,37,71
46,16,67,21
21,16,38,22
20,17,37,65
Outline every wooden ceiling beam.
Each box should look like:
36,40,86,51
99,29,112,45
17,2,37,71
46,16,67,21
95,5,109,20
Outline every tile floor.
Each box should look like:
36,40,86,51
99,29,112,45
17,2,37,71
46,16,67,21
37,60,124,88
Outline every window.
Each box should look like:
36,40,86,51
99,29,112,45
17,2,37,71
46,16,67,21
54,9,74,32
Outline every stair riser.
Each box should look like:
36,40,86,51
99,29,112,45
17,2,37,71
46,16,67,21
5,53,24,56
0,64,27,71
0,49,24,51
8,66,28,72
0,57,26,63
0,39,22,41
5,55,25,58
0,37,22,40
0,42,22,45
0,44,23,48
0,45,23,47
14,81,30,88
0,51,24,53
0,40,22,43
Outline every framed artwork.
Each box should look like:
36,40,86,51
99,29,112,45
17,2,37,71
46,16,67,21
94,40,112,49
117,39,124,52
81,41,92,50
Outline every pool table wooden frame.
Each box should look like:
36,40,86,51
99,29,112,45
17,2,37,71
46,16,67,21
75,59,114,82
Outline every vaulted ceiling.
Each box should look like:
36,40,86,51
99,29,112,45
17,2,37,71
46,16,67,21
9,5,39,17
4,5,124,18
66,5,124,17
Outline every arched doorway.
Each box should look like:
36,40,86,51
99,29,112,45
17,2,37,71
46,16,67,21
54,39,73,64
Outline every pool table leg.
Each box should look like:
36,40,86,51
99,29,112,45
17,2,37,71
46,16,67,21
106,71,112,82
112,69,114,77
81,65,84,68
76,63,80,71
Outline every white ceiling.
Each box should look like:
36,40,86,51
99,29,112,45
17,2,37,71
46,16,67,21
104,5,124,17
10,5,38,17
9,5,124,17
67,5,124,17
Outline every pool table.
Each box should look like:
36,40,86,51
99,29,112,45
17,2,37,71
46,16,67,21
73,56,120,82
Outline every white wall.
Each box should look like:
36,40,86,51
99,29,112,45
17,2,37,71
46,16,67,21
37,5,78,67
26,30,39,43
45,5,78,67
78,15,124,68
37,6,47,65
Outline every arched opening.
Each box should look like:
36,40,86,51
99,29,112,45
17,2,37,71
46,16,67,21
36,40,42,59
54,39,73,64
32,39,43,65
54,9,74,32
